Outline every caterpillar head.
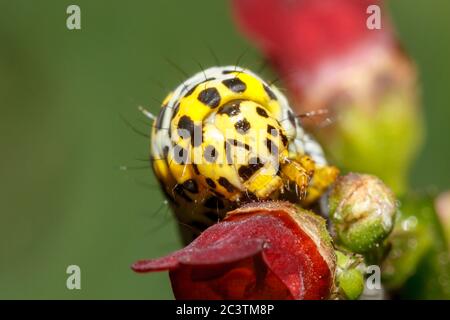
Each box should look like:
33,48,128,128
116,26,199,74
151,66,327,204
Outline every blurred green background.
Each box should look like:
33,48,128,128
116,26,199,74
0,0,449,299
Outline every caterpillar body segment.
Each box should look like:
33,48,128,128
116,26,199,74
150,66,338,243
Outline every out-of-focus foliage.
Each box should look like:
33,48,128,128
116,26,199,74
382,193,450,299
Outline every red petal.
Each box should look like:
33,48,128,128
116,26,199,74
132,203,334,300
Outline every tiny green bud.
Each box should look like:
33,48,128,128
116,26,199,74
329,173,397,253
335,251,364,300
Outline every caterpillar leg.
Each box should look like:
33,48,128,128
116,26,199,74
280,155,339,205
243,163,283,199
302,165,340,205
280,155,315,199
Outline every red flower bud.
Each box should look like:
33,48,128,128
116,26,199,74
133,202,336,300
232,0,423,194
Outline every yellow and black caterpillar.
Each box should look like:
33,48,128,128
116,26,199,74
149,66,338,243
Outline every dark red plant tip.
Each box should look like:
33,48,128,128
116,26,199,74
132,201,336,300
232,0,393,72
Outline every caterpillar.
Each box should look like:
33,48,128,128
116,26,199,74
149,66,339,244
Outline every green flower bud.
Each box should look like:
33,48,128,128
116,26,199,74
329,173,397,253
296,49,424,196
320,88,423,195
